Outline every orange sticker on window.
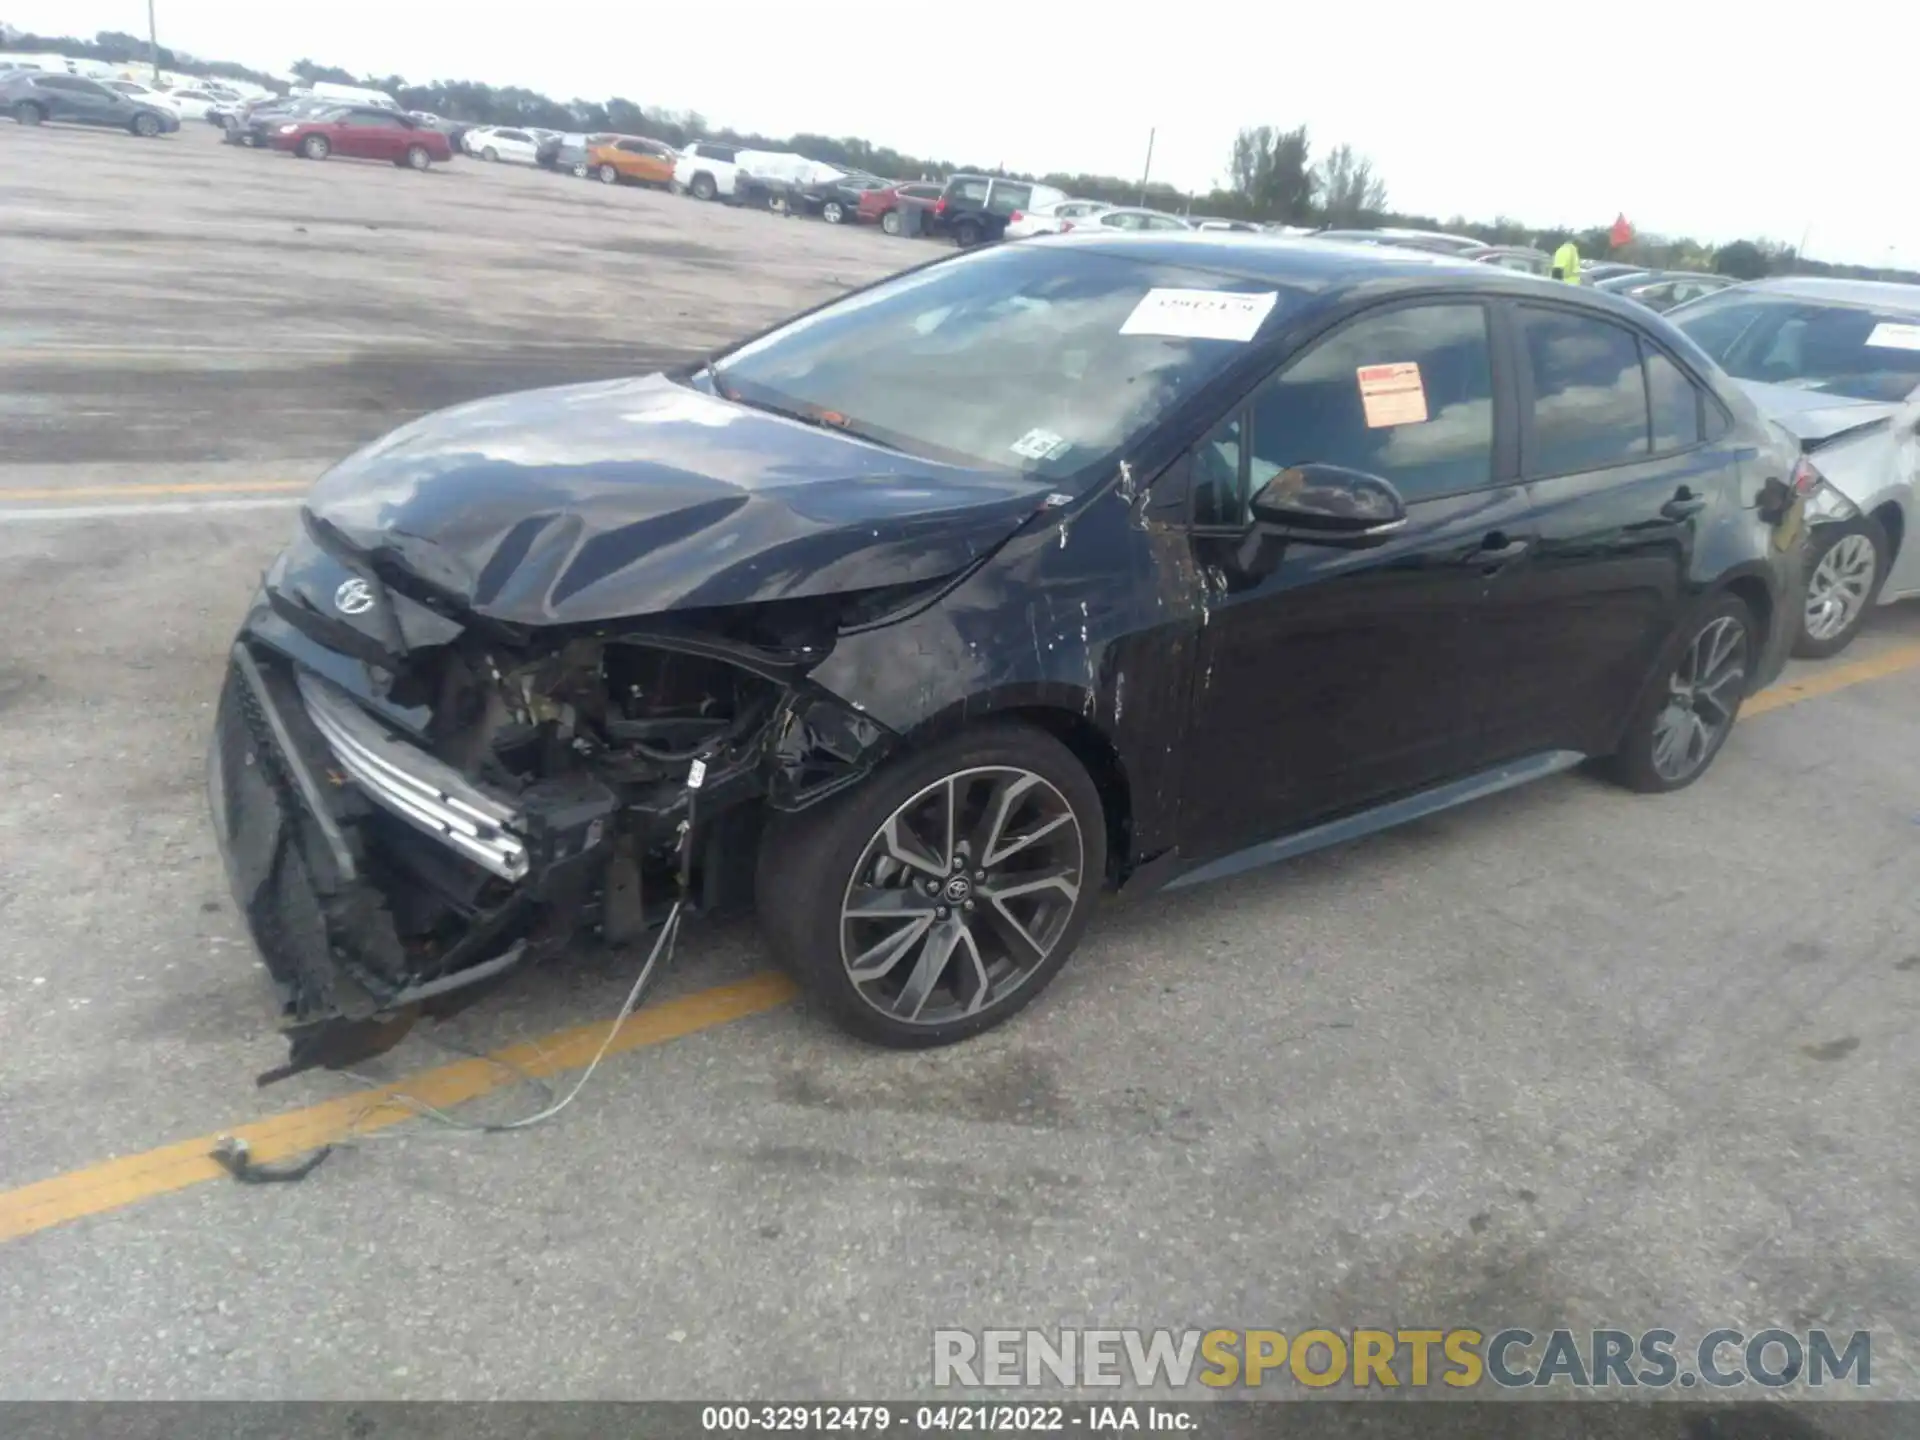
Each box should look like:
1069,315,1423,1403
1356,362,1428,428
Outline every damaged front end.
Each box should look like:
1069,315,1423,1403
209,525,899,1084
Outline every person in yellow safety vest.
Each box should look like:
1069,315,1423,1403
1551,240,1582,283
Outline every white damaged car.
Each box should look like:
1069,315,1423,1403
1672,277,1920,658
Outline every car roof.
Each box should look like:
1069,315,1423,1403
1040,231,1664,316
1735,276,1920,314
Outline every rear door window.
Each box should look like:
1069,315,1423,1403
1518,306,1651,476
1645,348,1703,453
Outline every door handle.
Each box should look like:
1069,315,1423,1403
1662,488,1708,520
1474,532,1531,567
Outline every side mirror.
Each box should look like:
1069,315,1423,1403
1249,464,1408,547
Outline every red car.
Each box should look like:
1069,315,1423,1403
856,181,943,236
268,107,454,170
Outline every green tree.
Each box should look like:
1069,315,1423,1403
1713,240,1769,280
1314,143,1388,226
1229,124,1316,222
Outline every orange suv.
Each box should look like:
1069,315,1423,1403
586,135,677,187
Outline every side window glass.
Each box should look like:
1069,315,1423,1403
1191,415,1248,528
1243,303,1496,506
1645,347,1702,453
952,178,989,204
1519,306,1650,475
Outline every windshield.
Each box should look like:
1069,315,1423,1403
709,245,1301,478
1672,292,1920,404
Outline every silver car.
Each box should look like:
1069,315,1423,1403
1670,277,1920,658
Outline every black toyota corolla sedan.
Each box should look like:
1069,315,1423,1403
209,235,1812,1077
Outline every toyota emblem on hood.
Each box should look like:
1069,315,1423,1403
334,578,375,615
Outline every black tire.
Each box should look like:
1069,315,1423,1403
598,162,618,184
300,133,329,160
482,146,498,162
756,722,1107,1049
131,111,161,138
14,101,44,127
880,209,903,237
689,172,717,201
1601,593,1755,794
404,144,431,171
953,219,983,248
1792,515,1887,660
822,200,845,224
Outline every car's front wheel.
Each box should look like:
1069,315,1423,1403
757,723,1106,1048
131,111,160,138
13,101,44,126
404,144,431,171
1795,516,1886,660
822,199,845,224
954,219,983,248
1603,594,1754,793
300,133,329,160
598,162,618,184
689,172,717,201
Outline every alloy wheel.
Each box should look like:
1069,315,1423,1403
1650,615,1748,783
839,767,1084,1028
1803,532,1877,642
823,201,844,224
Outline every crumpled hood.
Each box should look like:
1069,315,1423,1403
1734,379,1901,445
302,374,1054,625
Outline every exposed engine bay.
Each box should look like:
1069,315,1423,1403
211,578,899,1083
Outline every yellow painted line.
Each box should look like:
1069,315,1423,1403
0,480,309,503
1746,640,1920,717
0,971,797,1244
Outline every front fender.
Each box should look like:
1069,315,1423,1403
804,490,1205,866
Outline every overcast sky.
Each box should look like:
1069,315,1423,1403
14,0,1917,267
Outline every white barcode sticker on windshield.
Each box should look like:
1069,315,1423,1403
1120,289,1278,343
1865,322,1920,352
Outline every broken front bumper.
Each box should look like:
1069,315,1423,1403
208,641,579,1081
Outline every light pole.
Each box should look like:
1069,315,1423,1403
147,0,160,82
1138,128,1155,206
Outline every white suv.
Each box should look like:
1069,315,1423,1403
673,141,748,201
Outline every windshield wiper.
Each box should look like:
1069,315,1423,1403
709,373,910,454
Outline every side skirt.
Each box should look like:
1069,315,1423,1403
1161,751,1586,892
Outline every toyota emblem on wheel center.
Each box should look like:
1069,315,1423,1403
333,578,375,615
